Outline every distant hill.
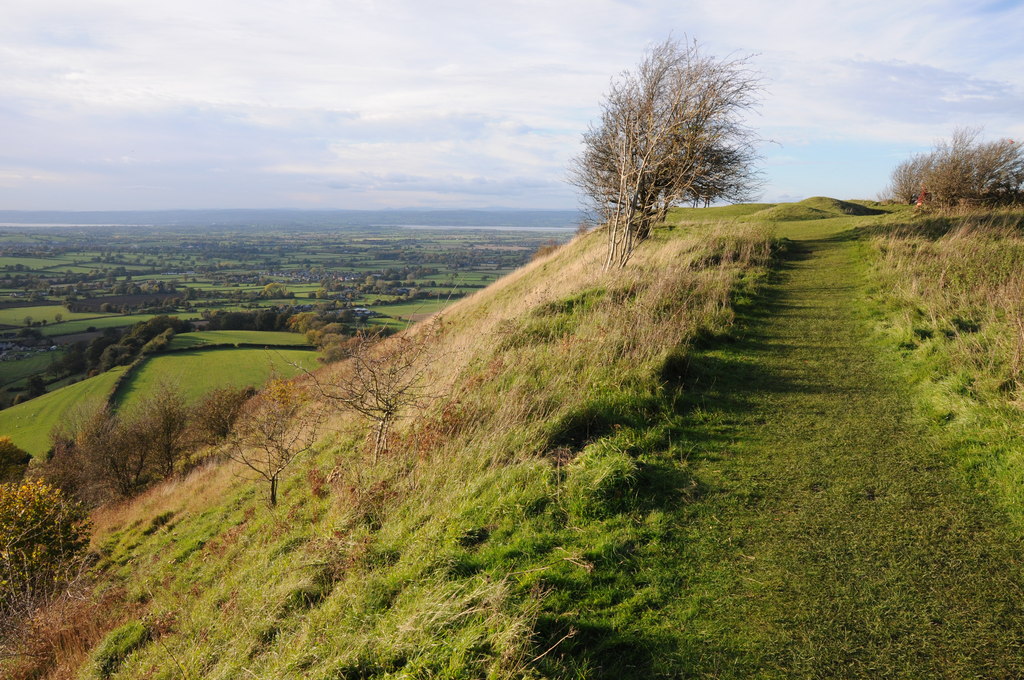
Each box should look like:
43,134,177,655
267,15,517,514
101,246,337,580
749,196,885,221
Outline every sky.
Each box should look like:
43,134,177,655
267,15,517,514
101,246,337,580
1,0,1022,211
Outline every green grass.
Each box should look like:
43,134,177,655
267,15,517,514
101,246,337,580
0,350,62,389
0,366,126,456
24,200,1024,679
167,330,309,350
43,313,198,337
79,221,775,679
0,304,102,326
666,203,776,221
369,299,452,322
653,221,1024,675
114,347,319,407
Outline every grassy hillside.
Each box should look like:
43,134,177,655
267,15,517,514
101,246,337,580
36,220,774,679
12,201,1024,679
0,367,127,456
865,211,1024,523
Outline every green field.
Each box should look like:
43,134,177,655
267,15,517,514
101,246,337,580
370,298,452,323
114,347,319,407
0,351,61,389
0,256,76,269
0,305,101,326
0,366,126,456
41,313,178,337
167,330,309,350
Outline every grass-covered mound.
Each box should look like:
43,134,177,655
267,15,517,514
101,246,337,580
749,196,885,221
798,196,884,216
58,222,775,679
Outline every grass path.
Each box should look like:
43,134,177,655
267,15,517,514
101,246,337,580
672,225,1024,677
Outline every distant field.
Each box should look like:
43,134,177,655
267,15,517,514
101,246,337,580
0,305,100,326
0,256,75,269
0,351,61,389
168,330,309,350
115,347,319,407
42,314,173,337
0,366,127,456
371,299,451,323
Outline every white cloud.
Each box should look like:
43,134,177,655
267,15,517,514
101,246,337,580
0,0,1021,208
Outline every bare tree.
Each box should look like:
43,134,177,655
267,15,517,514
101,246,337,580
192,385,256,445
305,327,436,463
131,382,191,478
886,128,1024,208
884,152,932,204
571,37,762,268
227,379,321,506
77,406,151,499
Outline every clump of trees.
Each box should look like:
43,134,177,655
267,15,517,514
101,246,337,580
201,308,295,331
884,128,1024,208
44,385,254,504
0,439,31,483
571,37,762,268
49,315,192,382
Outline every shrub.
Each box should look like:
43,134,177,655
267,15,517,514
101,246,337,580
884,128,1024,207
0,437,31,483
0,480,90,616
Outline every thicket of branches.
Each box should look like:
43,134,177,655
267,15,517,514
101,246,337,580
571,37,762,268
884,128,1024,208
43,385,253,504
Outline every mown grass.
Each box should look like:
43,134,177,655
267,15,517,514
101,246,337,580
651,218,1024,676
69,221,777,679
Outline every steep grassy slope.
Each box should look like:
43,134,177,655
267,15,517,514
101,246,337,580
42,222,775,680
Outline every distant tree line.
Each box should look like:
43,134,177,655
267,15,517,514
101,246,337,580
50,315,193,381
